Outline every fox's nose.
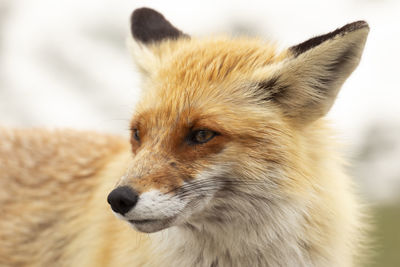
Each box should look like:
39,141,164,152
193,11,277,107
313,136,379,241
107,186,138,215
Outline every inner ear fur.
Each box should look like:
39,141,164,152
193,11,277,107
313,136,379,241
254,21,369,125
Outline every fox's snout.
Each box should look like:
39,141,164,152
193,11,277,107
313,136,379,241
107,186,139,215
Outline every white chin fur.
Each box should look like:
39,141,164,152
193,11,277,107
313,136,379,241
130,218,174,233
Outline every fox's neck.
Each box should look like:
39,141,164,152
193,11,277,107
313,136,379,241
151,195,312,267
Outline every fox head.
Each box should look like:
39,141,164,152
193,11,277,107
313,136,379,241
107,8,369,233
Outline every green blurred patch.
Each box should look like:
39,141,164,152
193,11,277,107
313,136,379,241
367,204,400,267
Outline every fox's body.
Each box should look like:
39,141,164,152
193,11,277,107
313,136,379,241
0,8,369,267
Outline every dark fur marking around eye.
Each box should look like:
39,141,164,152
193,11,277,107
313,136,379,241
131,7,187,44
289,21,368,57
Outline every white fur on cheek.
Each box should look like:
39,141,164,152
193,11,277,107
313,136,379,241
124,189,186,220
115,164,227,224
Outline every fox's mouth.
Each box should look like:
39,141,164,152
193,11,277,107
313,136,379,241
129,219,159,224
127,217,176,233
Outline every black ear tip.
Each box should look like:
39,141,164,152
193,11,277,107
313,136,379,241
130,7,165,39
355,20,369,28
341,20,369,33
131,7,164,24
289,20,369,57
130,7,186,44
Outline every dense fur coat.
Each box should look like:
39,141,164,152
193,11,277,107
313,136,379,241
0,8,369,267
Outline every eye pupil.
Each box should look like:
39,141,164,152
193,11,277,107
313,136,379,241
196,131,208,142
133,129,140,141
191,130,216,144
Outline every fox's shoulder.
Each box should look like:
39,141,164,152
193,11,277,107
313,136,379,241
0,128,132,265
0,128,129,188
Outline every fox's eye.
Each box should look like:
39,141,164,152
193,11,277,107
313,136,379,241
132,129,140,142
188,130,217,145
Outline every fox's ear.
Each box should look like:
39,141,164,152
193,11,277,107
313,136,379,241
253,21,369,125
128,8,188,75
130,7,187,44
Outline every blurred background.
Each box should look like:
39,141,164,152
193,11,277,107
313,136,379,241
0,0,399,265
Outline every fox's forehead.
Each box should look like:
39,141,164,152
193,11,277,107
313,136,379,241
135,38,283,123
155,38,280,85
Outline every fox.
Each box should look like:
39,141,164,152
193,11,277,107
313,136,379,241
0,7,369,267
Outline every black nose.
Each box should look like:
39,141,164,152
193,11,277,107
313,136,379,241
107,186,138,215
